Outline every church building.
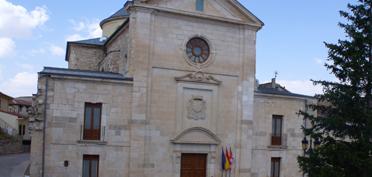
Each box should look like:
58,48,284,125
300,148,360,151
29,0,316,177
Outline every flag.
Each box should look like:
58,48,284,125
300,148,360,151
221,147,226,171
224,147,231,170
225,147,230,164
229,147,234,165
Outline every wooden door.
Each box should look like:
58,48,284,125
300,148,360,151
83,155,99,177
83,103,102,140
181,154,207,177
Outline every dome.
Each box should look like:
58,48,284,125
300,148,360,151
100,7,129,37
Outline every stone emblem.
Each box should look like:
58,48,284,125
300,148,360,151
187,96,206,120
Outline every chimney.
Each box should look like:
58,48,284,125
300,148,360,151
255,79,259,91
271,78,276,88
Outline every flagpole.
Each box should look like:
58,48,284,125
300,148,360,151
221,146,225,177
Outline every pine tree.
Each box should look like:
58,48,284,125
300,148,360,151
298,1,372,177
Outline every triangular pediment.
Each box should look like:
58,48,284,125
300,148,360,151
135,0,263,27
171,127,221,145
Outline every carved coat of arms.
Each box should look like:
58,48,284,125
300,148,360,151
187,96,206,120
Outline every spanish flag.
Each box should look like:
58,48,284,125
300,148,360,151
224,147,231,170
229,147,234,165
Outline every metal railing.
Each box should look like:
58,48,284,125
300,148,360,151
79,124,106,142
269,133,288,147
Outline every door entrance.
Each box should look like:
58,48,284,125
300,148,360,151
181,153,207,177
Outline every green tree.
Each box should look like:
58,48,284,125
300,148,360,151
298,1,372,177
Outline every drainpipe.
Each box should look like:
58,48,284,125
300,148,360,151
41,76,49,177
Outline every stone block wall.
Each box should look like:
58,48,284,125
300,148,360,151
32,76,133,177
125,6,258,176
252,94,315,177
68,45,104,71
100,26,130,75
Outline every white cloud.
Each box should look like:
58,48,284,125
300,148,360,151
49,45,64,56
65,34,84,42
18,63,35,71
0,65,3,80
30,48,46,56
0,72,37,97
276,80,323,96
0,0,48,38
0,37,15,58
0,0,48,59
66,19,102,41
87,22,102,37
314,57,323,65
72,21,86,31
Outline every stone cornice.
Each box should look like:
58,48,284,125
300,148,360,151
44,75,133,85
129,4,262,30
254,92,316,101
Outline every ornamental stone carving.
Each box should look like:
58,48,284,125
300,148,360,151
175,71,222,85
187,95,206,120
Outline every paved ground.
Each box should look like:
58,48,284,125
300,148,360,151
0,153,30,177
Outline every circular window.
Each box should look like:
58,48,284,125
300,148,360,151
186,38,210,64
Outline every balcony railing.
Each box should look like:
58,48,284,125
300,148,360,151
78,124,106,144
269,133,287,148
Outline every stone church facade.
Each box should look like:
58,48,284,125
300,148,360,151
29,0,316,177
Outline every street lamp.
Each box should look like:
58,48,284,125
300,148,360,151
301,136,320,177
301,137,309,152
314,138,321,149
302,136,321,154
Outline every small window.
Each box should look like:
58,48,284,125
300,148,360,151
83,155,99,177
271,115,283,145
83,103,102,140
22,125,26,135
271,157,281,177
196,0,204,11
19,125,22,135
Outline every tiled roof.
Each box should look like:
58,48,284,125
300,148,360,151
256,82,314,99
100,7,129,27
39,67,133,81
0,92,13,100
11,97,32,106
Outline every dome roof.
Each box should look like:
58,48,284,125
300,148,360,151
100,7,129,27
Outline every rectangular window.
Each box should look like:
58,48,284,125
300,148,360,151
19,125,22,135
271,157,281,177
83,155,99,177
196,0,204,11
271,115,283,145
22,125,26,135
83,103,102,140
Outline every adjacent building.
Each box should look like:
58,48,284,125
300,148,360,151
29,1,316,177
10,97,33,142
0,92,18,136
0,92,13,111
0,93,32,141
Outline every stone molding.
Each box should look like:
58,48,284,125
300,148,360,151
171,127,221,145
77,140,108,145
175,71,222,85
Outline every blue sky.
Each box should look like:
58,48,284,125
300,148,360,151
0,0,356,97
